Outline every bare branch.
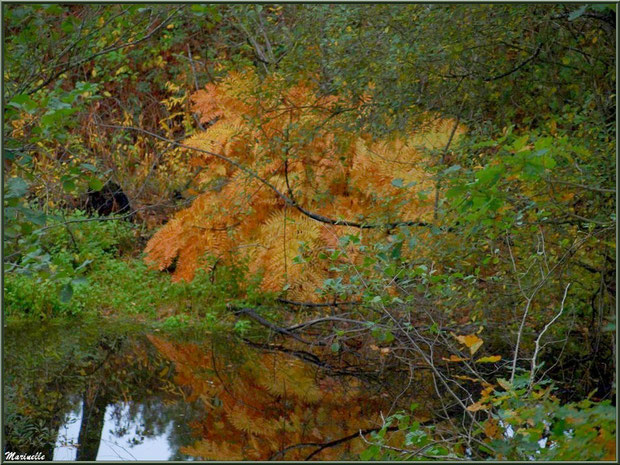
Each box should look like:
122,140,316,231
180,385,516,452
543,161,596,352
277,298,360,307
529,283,571,388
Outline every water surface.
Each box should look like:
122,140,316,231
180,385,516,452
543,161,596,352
4,320,409,461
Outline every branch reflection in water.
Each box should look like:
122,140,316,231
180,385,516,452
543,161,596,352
5,320,429,461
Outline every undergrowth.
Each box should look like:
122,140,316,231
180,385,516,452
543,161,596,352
4,211,266,332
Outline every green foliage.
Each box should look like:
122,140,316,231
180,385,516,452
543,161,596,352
160,315,190,331
4,210,266,326
272,4,614,137
4,212,136,317
233,319,252,336
483,383,616,461
360,406,459,461
360,381,616,461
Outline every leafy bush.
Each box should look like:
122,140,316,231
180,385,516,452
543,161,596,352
360,380,616,461
483,382,616,461
4,210,266,323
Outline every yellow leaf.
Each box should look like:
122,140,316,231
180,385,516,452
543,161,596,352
442,355,468,362
484,419,501,439
480,385,495,399
453,333,484,355
497,378,512,391
115,65,129,76
476,355,502,363
466,401,487,412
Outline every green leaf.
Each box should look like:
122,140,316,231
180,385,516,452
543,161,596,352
21,207,47,226
191,4,209,15
88,177,104,192
592,4,615,12
8,94,37,112
391,178,404,188
510,135,529,152
20,222,33,235
442,164,461,175
17,153,33,166
568,5,587,21
476,165,504,186
61,18,75,33
331,342,341,353
59,283,73,303
40,107,77,128
81,163,97,172
391,241,402,259
602,322,615,332
62,179,76,193
71,277,88,286
42,4,64,14
534,137,552,151
5,177,29,199
360,445,380,461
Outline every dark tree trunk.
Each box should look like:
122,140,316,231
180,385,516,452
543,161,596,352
76,390,109,461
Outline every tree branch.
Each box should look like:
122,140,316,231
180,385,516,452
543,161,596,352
481,43,542,82
529,283,571,388
304,426,399,461
232,306,326,346
96,122,438,231
440,43,542,82
286,316,365,332
277,298,360,307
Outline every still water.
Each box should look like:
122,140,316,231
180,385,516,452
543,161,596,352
4,319,405,461
54,401,178,460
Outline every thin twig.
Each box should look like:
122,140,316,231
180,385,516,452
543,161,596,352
529,283,571,388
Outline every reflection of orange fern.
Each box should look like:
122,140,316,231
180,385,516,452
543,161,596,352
144,70,465,299
148,335,386,460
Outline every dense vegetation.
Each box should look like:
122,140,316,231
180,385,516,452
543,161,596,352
3,4,616,461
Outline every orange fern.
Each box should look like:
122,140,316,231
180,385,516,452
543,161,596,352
144,71,464,300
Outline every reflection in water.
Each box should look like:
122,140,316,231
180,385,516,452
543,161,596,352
54,402,174,460
4,321,422,461
149,335,388,460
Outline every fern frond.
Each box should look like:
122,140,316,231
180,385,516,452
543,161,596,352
145,71,465,300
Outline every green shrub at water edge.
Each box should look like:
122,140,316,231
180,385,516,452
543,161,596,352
4,211,269,323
